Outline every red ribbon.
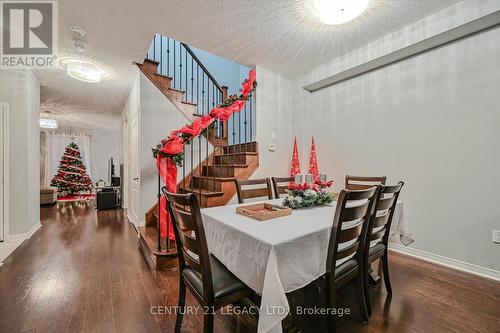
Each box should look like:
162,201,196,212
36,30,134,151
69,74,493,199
155,70,256,241
156,156,177,240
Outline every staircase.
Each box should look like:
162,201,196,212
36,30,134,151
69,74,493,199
135,35,258,270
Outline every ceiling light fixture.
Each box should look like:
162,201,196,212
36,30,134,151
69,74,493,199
313,0,369,25
64,60,106,83
70,26,88,52
40,118,58,129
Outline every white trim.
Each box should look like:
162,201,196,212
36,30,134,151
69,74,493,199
0,103,9,242
389,243,500,282
8,222,42,241
127,211,137,226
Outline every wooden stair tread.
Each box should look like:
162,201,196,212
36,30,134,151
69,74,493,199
154,72,172,79
144,58,160,65
138,226,175,256
181,100,197,106
168,87,185,94
209,163,248,167
180,187,224,197
227,141,257,147
193,176,236,181
221,151,258,155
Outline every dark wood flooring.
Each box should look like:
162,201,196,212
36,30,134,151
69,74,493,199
0,202,498,333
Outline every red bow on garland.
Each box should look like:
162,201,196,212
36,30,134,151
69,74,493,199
154,70,257,239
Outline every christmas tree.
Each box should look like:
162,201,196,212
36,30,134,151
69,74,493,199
308,137,319,182
51,142,93,194
290,138,301,176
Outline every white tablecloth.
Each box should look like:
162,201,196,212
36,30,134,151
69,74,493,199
201,199,411,333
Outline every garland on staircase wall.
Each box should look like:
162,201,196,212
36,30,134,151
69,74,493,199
153,70,257,239
152,69,257,166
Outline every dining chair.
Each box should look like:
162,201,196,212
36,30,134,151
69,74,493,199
234,178,273,203
364,182,404,315
163,189,253,333
320,186,378,332
271,176,294,199
345,175,386,190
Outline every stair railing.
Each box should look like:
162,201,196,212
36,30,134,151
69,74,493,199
146,34,255,251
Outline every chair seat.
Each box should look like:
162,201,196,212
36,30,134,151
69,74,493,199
369,243,386,260
182,254,249,300
335,258,359,281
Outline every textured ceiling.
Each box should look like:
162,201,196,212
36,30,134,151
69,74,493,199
37,0,461,129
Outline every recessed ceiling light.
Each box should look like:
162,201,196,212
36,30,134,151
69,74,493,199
64,60,106,83
40,118,58,129
313,0,369,25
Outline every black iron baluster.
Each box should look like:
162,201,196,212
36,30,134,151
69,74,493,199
191,57,194,103
173,41,176,89
185,48,188,102
160,35,163,74
212,83,216,191
232,105,236,177
166,38,170,77
179,44,182,93
199,135,202,202
183,145,186,191
239,99,242,156
202,72,205,115
197,65,200,114
191,140,194,190
244,97,248,152
153,34,156,61
196,65,203,114
250,93,253,148
157,174,161,252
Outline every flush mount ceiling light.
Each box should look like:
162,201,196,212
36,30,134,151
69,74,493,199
64,59,106,83
40,118,58,129
313,0,369,25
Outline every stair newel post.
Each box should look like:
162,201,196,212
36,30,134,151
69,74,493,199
157,173,161,252
250,93,253,147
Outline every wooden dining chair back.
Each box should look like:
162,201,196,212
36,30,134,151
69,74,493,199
163,189,252,333
323,186,378,332
271,177,294,198
234,178,273,203
365,181,404,305
164,191,211,294
326,187,378,280
345,175,386,190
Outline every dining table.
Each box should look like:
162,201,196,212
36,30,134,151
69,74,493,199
200,198,412,333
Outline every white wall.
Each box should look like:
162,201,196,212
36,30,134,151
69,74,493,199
0,70,40,236
90,126,121,183
289,0,500,273
253,66,295,179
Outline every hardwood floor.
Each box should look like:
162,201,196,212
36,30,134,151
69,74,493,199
0,201,498,333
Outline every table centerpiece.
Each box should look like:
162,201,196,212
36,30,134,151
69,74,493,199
282,174,334,209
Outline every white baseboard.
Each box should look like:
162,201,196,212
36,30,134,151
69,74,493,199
389,243,500,282
8,222,42,241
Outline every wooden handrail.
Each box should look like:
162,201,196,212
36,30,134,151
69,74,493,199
181,42,223,92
